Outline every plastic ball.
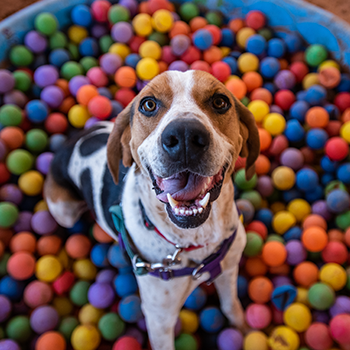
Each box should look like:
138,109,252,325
35,12,58,35
308,283,335,311
260,57,280,79
245,303,271,329
118,295,143,323
5,315,32,343
179,309,199,333
267,38,286,58
88,282,115,309
136,57,159,80
0,105,23,127
30,305,59,334
25,100,49,123
319,263,347,291
283,302,311,332
0,295,12,322
263,113,286,135
305,44,328,67
325,137,349,161
272,211,296,235
243,331,268,350
98,313,125,341
305,323,333,350
237,53,259,73
36,255,62,282
217,328,243,350
268,326,299,350
302,226,328,252
71,325,101,350
326,189,349,213
248,276,273,303
199,307,224,333
0,202,19,228
329,314,350,345
114,273,138,297
7,252,35,280
36,331,66,350
184,287,207,311
262,241,287,267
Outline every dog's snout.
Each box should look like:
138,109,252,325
161,119,210,164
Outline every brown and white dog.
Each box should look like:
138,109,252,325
44,70,260,350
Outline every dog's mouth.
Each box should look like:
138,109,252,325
149,165,227,229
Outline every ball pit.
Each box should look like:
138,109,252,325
0,0,349,349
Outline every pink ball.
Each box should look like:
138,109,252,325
305,323,333,350
24,281,53,308
245,304,272,329
330,314,350,345
272,306,284,325
87,67,108,87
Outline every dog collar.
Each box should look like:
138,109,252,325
109,204,238,282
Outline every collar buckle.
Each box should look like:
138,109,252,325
163,245,183,267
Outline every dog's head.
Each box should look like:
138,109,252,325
107,70,259,229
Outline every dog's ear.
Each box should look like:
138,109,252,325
235,99,260,180
107,103,134,184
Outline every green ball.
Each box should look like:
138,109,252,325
6,316,32,343
6,149,34,175
0,252,10,277
258,28,273,41
80,57,99,73
61,61,83,80
234,169,258,190
205,11,222,27
35,12,58,36
13,71,32,92
336,210,350,230
70,280,90,306
108,5,130,24
99,35,114,53
266,234,285,244
244,232,263,257
49,31,68,49
25,129,48,152
240,190,262,210
67,43,80,60
9,46,34,66
305,44,328,67
0,104,23,126
58,316,79,340
98,313,125,341
241,96,250,106
148,32,169,47
179,3,199,22
308,282,335,310
325,180,347,196
0,202,19,228
175,333,198,350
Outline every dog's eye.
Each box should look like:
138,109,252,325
212,96,228,110
141,99,157,113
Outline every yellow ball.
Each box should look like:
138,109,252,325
236,27,256,48
272,166,296,191
302,73,319,90
136,57,159,80
320,263,347,291
132,13,153,37
268,326,299,350
272,210,296,235
152,10,174,33
248,100,270,122
34,200,48,212
283,303,312,332
57,248,70,270
68,25,88,44
18,170,44,196
238,53,259,73
71,325,101,350
296,287,310,306
68,105,91,128
270,202,286,214
220,47,231,58
139,40,162,60
244,331,269,350
318,60,340,71
73,259,97,280
108,43,130,60
340,121,350,143
36,255,62,282
53,297,73,317
287,198,311,222
179,310,199,333
79,304,104,325
263,113,286,135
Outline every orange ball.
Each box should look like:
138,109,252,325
305,107,329,128
76,85,99,106
258,128,272,151
225,79,247,100
245,257,268,277
248,276,273,304
158,61,168,74
65,234,92,259
279,58,289,70
242,72,263,92
302,214,327,230
318,67,341,89
55,79,70,97
169,21,190,38
250,87,273,105
0,228,13,246
293,261,319,287
7,251,36,280
36,331,66,350
0,241,4,258
228,18,245,33
328,229,344,243
203,46,222,64
302,226,328,252
255,154,271,175
37,236,62,256
10,231,36,253
93,223,114,243
345,227,350,248
45,113,68,134
115,66,137,88
0,127,24,150
58,97,76,114
262,241,287,267
269,263,290,275
342,108,350,123
189,17,208,32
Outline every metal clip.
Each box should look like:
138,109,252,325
163,245,183,267
192,263,205,280
132,254,153,272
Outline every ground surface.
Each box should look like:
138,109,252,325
0,0,349,23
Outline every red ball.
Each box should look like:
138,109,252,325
115,88,136,107
245,10,266,30
129,36,146,53
235,156,246,170
0,163,10,184
112,336,141,350
161,46,177,64
325,137,349,161
190,60,212,73
91,0,111,22
330,314,350,345
325,120,342,137
181,46,201,65
334,92,350,112
211,61,231,82
245,221,268,240
268,135,288,156
289,61,309,83
305,323,333,350
321,241,348,264
52,271,75,295
88,95,112,120
205,25,222,45
45,113,68,134
300,146,315,164
274,89,296,111
245,303,272,329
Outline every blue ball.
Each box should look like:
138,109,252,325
193,29,213,50
237,275,248,298
260,57,280,78
296,90,307,102
118,295,143,323
90,243,110,268
0,276,25,301
306,128,328,150
321,173,335,186
246,34,266,55
25,100,49,123
200,307,224,333
284,33,303,53
229,50,241,59
267,38,286,58
305,185,324,203
79,38,99,57
255,208,273,227
50,134,67,152
125,53,141,68
108,244,130,268
271,285,297,311
337,74,350,92
71,4,93,27
98,87,113,99
109,100,124,119
284,120,305,142
114,273,138,297
296,168,319,192
305,85,327,105
67,219,89,234
337,163,350,184
31,84,43,99
263,82,276,94
222,56,238,74
220,28,235,47
184,287,207,310
33,54,48,70
282,189,303,203
326,189,350,213
49,49,71,68
320,156,338,173
289,101,309,122
284,226,302,241
324,104,340,120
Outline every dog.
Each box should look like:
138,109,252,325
44,70,260,350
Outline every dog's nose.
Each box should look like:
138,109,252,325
161,119,210,164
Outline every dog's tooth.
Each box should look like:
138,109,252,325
185,210,190,215
174,208,179,215
198,207,203,214
167,193,179,209
180,208,185,215
199,192,210,209
193,208,198,215
188,210,193,215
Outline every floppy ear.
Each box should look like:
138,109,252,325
107,103,134,184
235,99,260,180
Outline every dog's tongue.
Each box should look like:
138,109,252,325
156,172,207,202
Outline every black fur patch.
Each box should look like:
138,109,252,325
80,168,96,218
79,133,109,157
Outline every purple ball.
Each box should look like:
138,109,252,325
36,152,54,175
31,211,58,235
24,31,47,53
40,86,64,108
280,148,304,170
0,140,7,161
84,117,100,129
137,317,147,332
270,104,284,115
111,22,133,43
0,70,15,94
13,211,33,233
0,340,21,350
174,317,182,337
100,53,122,75
124,327,144,345
119,0,138,16
136,79,149,91
274,70,296,90
171,35,191,56
0,184,23,205
168,60,189,72
312,200,333,221
69,75,90,96
272,276,293,287
3,90,28,108
312,310,330,324
30,305,59,334
91,24,109,38
329,296,350,317
34,65,59,88
0,295,12,322
285,240,307,265
217,328,243,350
256,175,274,197
88,283,115,309
96,269,117,284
